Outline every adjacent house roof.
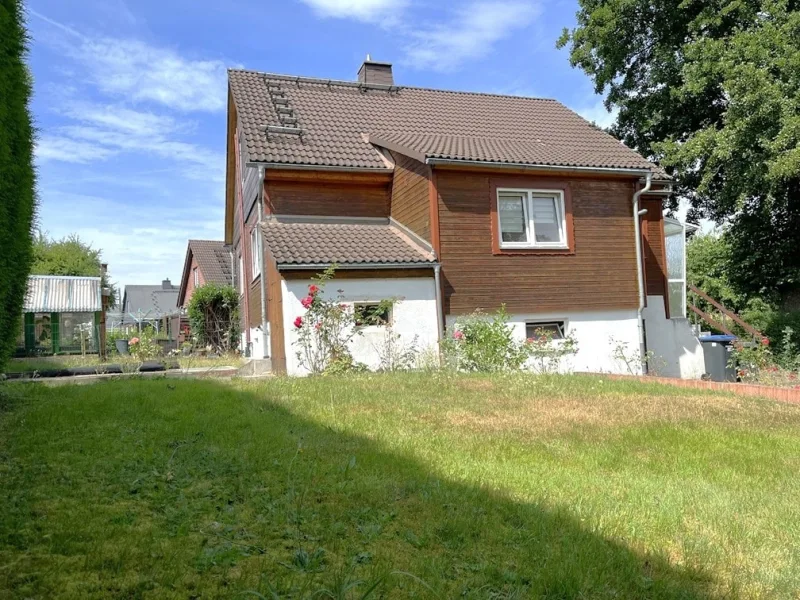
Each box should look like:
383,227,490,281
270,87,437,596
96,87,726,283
23,275,102,313
228,69,660,173
177,240,232,307
261,218,436,268
122,281,179,324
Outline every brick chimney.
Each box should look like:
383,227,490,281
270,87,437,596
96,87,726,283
162,278,172,289
357,56,393,86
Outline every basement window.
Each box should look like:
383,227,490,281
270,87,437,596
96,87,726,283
525,320,566,341
497,189,567,249
354,303,391,327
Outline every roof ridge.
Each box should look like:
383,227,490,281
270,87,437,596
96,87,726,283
229,68,558,103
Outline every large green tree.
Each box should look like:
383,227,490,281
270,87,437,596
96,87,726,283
32,232,103,277
0,0,36,371
558,0,800,301
32,232,118,307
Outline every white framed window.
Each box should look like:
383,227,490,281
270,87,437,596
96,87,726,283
250,227,261,280
525,320,567,340
497,188,567,249
193,267,199,287
238,254,244,295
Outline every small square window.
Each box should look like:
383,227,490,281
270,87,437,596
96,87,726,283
354,303,391,326
525,321,566,340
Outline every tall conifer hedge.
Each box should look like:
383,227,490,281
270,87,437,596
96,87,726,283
0,0,36,371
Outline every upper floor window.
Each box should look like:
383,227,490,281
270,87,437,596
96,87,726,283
193,267,199,287
497,189,567,249
250,227,261,280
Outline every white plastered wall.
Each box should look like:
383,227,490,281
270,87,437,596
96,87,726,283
282,276,439,376
445,309,642,374
643,295,705,379
248,326,268,359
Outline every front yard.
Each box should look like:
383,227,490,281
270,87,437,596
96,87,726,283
1,374,799,598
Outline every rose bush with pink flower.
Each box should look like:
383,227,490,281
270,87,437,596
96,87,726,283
292,266,368,374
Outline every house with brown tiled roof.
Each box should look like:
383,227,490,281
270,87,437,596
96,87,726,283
177,240,233,308
225,58,705,377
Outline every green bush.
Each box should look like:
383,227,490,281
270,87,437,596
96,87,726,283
187,284,240,354
0,2,36,372
442,306,530,373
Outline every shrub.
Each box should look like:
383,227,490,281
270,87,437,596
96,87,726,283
729,334,799,386
526,327,579,374
128,329,162,361
0,2,36,372
292,266,370,375
442,306,530,372
187,284,240,354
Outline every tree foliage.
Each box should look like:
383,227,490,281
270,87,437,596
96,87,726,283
31,232,118,308
32,232,103,277
559,0,800,299
187,284,240,354
0,0,36,371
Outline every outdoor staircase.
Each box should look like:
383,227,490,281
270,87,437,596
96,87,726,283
687,284,767,343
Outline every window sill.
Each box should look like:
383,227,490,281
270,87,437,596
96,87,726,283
494,245,574,256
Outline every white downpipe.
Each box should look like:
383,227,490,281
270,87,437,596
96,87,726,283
633,173,652,374
257,166,268,359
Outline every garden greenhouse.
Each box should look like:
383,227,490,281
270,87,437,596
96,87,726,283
16,275,104,356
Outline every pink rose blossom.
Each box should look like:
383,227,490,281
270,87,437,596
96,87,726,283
293,316,303,329
129,337,140,345
308,284,319,296
301,296,314,309
453,330,464,340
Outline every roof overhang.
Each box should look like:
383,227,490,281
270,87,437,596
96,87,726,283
177,243,193,308
426,157,657,178
277,261,439,271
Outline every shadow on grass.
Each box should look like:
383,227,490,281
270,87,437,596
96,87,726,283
0,378,716,598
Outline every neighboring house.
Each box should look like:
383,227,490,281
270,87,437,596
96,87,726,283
16,275,104,356
177,240,234,308
225,58,704,377
120,279,179,330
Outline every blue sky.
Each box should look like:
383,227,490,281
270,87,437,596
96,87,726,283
27,0,615,289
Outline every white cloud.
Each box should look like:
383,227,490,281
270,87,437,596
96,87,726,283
575,98,618,130
403,1,541,71
29,9,228,113
35,135,118,164
74,38,228,112
37,103,224,182
298,0,405,22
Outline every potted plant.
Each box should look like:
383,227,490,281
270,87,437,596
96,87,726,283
115,337,130,355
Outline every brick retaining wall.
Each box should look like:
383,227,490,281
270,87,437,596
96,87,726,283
597,374,800,405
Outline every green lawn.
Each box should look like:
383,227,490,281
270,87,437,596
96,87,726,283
3,354,243,374
1,374,799,598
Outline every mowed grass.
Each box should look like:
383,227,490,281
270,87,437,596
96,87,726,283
1,374,800,598
4,354,243,374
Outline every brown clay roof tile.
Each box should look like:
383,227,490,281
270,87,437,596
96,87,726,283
261,220,435,266
229,69,661,173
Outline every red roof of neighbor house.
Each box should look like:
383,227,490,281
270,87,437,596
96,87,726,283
188,240,231,285
261,219,436,267
228,69,661,173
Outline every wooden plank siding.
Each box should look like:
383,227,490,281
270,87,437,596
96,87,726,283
264,176,390,218
266,247,286,373
435,169,641,314
388,151,431,241
641,197,668,300
248,277,262,326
